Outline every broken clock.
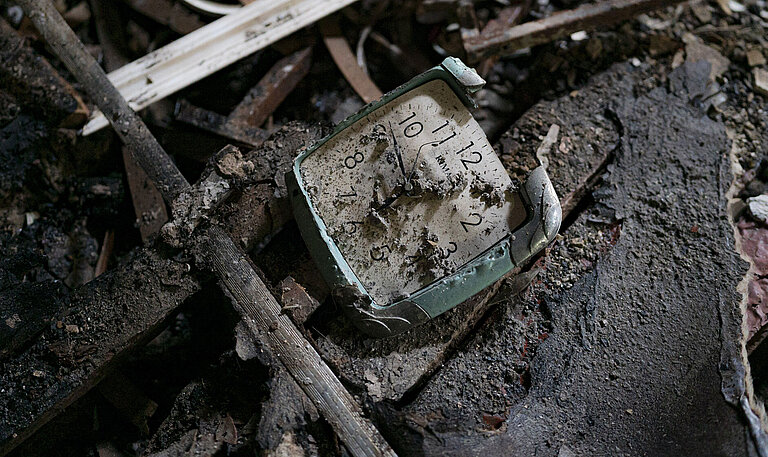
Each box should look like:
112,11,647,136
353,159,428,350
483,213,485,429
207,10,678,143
287,57,560,337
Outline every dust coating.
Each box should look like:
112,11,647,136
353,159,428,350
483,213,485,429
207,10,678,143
300,80,525,305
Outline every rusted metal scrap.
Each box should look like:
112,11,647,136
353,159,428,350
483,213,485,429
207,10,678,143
464,0,688,63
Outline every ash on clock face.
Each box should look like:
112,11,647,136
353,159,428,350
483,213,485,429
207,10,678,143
300,79,526,305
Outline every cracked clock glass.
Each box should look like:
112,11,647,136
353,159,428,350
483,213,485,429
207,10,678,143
299,79,526,306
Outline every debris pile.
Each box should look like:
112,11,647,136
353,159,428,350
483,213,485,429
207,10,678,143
0,1,767,456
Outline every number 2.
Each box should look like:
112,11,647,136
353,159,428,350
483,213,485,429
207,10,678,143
460,213,483,232
460,151,483,169
338,185,357,198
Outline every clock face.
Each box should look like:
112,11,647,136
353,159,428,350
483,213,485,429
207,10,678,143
299,79,526,306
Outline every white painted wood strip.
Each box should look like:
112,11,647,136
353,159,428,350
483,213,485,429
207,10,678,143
82,0,358,135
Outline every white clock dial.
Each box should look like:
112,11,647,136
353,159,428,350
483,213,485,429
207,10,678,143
300,79,526,305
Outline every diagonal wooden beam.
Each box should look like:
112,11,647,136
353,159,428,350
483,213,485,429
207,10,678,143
464,0,687,63
14,2,395,456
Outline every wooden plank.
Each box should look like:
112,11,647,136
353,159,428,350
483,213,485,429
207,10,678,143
82,0,360,135
18,2,393,453
92,0,170,242
0,124,324,456
0,247,202,456
228,47,313,127
123,0,205,35
464,0,686,63
205,225,397,457
97,372,158,435
121,147,169,240
175,99,268,148
320,17,383,104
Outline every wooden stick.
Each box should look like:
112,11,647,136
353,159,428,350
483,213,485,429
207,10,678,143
16,2,395,456
18,1,190,203
94,229,114,277
0,129,318,455
92,0,170,241
228,47,313,127
206,225,396,457
175,99,268,148
82,0,360,135
320,17,383,104
464,0,687,63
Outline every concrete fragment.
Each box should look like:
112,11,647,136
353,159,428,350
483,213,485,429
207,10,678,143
683,33,730,82
747,49,766,67
748,194,768,223
690,1,712,23
754,68,768,96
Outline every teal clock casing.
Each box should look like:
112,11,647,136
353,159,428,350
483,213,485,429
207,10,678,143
286,57,561,337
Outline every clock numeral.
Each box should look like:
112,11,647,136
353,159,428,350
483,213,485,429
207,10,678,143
431,120,449,133
455,141,475,155
343,220,364,234
398,112,416,125
403,121,423,138
460,151,483,169
338,185,357,198
398,111,424,138
460,213,484,232
344,151,365,169
370,244,392,261
436,131,457,145
440,242,458,259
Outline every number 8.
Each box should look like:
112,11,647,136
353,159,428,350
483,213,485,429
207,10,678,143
344,151,365,169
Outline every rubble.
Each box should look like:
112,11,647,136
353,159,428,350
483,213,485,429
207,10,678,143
1,0,768,455
755,68,768,97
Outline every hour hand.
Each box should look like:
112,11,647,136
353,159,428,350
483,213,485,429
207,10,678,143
388,121,410,189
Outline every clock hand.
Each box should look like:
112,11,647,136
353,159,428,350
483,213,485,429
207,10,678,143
388,121,412,192
406,141,439,187
375,140,438,212
376,192,402,211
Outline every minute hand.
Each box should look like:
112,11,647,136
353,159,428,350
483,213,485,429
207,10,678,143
406,141,440,187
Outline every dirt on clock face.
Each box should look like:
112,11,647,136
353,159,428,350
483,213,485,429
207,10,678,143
300,79,526,305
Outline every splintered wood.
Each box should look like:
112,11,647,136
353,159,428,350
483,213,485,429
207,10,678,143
320,17,383,103
228,47,313,127
82,0,360,135
464,0,688,62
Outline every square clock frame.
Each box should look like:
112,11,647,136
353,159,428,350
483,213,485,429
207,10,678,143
287,58,561,337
